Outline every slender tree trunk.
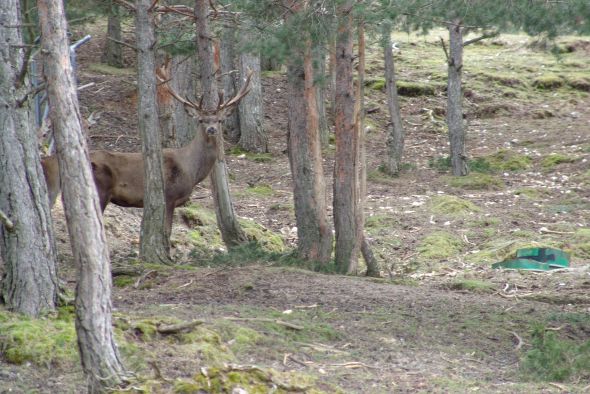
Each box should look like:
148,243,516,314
136,0,172,264
170,55,198,146
238,19,267,153
37,0,127,391
313,45,330,148
195,0,246,248
0,0,58,317
447,21,468,176
382,21,405,176
333,0,359,274
220,25,240,143
102,1,123,68
286,31,333,265
356,21,380,277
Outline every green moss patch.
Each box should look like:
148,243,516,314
417,231,463,260
228,146,274,163
541,153,576,169
484,149,532,171
566,76,590,92
429,195,480,217
246,184,275,197
447,173,505,190
445,279,495,293
571,228,590,259
532,74,565,90
521,325,590,382
240,219,285,253
0,309,78,367
176,365,326,394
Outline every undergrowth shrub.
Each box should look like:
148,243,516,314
521,325,590,382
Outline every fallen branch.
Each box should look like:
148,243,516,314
327,361,378,369
133,270,158,289
156,319,204,334
512,331,523,351
224,317,303,330
294,341,348,354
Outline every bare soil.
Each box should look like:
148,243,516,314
2,22,590,393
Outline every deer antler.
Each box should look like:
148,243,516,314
158,69,253,113
218,69,253,111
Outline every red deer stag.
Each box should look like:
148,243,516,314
42,71,252,236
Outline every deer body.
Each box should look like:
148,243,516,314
42,128,218,233
42,69,252,238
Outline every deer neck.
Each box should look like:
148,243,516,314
182,133,218,185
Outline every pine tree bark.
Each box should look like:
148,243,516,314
286,33,333,265
220,25,240,143
102,1,123,68
313,45,330,148
447,20,469,176
37,0,127,391
136,0,172,264
333,0,360,274
356,21,380,278
0,0,58,317
382,21,405,176
195,0,246,248
238,20,267,153
170,55,198,146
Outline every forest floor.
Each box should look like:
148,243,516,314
1,20,590,393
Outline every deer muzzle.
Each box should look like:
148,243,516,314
206,126,217,135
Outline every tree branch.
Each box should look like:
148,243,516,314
439,37,450,63
107,36,138,51
463,30,500,47
0,209,15,231
113,0,136,12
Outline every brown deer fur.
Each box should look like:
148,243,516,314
41,115,219,234
42,70,252,236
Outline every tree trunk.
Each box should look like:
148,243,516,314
220,25,240,144
136,0,172,264
356,21,380,278
195,0,246,248
238,20,267,153
101,1,124,68
0,0,58,317
382,21,405,176
157,58,177,148
170,55,198,146
313,45,330,148
285,31,333,265
37,0,127,391
333,0,359,274
447,21,469,176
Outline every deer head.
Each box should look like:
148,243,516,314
159,70,253,142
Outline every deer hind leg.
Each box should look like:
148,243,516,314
91,161,114,212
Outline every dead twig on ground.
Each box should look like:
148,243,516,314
133,270,158,289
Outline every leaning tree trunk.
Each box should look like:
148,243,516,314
238,20,267,153
356,21,379,278
382,21,405,176
195,0,246,248
285,20,333,265
37,0,127,391
447,20,468,176
220,25,240,143
333,0,360,274
0,0,58,317
136,0,172,264
102,0,124,67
